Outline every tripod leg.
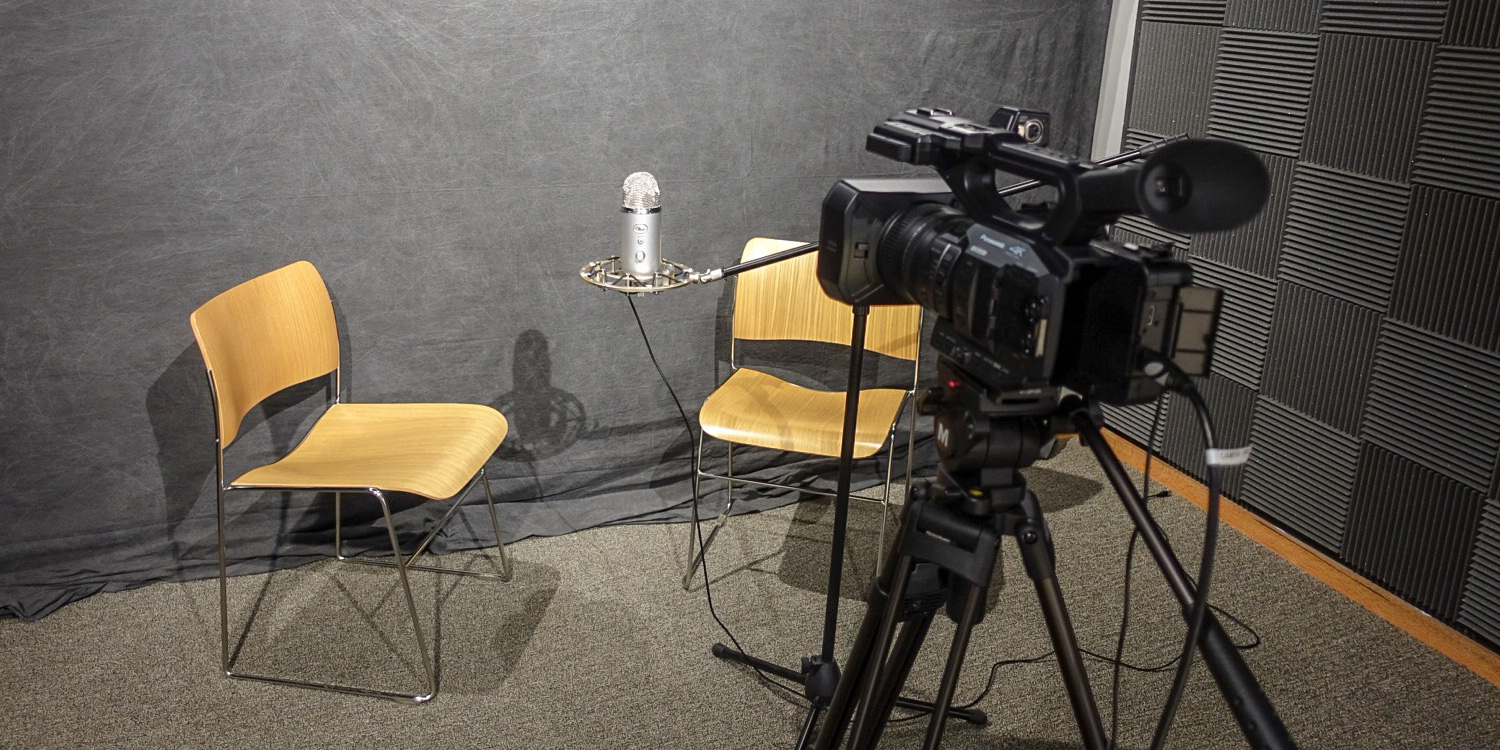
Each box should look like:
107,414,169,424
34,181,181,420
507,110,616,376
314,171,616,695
919,579,986,750
814,547,916,750
858,612,936,747
845,551,916,747
1072,413,1296,749
1014,495,1108,750
850,586,940,749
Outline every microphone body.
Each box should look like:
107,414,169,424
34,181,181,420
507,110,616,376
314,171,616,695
620,172,662,282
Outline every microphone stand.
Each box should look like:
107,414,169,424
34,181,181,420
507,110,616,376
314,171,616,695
690,243,987,748
579,136,1187,745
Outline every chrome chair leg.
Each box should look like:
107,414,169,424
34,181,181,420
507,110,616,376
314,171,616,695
372,488,437,703
220,487,437,704
684,430,706,588
683,441,736,589
336,474,510,580
479,469,512,581
217,483,232,677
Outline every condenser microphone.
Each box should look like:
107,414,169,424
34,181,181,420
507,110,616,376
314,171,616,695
620,172,662,282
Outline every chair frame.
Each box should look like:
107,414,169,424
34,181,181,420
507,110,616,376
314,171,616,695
682,243,922,588
202,272,510,705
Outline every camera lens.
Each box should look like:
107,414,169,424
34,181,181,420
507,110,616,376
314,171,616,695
876,201,973,315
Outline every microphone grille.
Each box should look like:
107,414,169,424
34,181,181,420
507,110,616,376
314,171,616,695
622,171,661,210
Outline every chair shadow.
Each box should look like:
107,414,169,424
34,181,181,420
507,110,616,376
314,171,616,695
225,555,559,697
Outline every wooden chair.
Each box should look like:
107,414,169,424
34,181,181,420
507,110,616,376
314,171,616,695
683,238,922,588
190,261,511,703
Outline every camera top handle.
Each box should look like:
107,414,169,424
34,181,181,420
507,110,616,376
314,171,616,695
867,107,1270,245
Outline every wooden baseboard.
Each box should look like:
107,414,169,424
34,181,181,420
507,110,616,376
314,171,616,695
1100,429,1500,689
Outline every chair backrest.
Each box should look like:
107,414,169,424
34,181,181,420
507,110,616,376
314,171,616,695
189,261,340,446
731,238,921,361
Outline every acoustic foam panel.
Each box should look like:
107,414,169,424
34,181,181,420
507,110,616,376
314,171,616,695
1127,22,1221,138
1103,396,1172,451
1280,163,1409,312
1192,152,1295,279
1389,186,1500,353
1412,46,1500,201
1445,0,1500,48
1260,281,1381,436
1242,396,1360,553
1186,257,1276,390
1344,444,1485,622
1461,497,1500,648
1226,0,1321,34
1206,28,1319,158
1139,0,1225,26
1303,33,1435,182
1319,0,1450,41
1361,321,1500,492
1161,374,1256,498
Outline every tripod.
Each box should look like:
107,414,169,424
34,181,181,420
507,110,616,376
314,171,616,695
812,376,1295,749
708,303,987,747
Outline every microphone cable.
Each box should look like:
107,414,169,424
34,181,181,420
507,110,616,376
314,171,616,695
625,295,810,704
1108,394,1171,749
1145,360,1224,750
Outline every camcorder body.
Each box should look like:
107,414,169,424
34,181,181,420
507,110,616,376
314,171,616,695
817,107,1269,407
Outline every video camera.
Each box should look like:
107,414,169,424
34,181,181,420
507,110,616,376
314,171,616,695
817,107,1269,407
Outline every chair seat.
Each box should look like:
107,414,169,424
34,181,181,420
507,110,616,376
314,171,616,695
699,368,908,460
233,403,509,500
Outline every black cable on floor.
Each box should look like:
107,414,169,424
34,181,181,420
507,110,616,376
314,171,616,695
1109,394,1169,750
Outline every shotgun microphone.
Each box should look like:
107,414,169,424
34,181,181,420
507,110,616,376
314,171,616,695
620,172,661,281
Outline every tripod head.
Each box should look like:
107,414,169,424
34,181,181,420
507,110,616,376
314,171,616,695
920,356,1074,516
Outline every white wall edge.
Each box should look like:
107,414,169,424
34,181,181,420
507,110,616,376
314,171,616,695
1092,0,1141,159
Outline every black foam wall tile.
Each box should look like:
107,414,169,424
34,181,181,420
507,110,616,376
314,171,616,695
1413,46,1500,200
1206,29,1319,158
1260,281,1381,436
1389,186,1500,352
1161,375,1256,498
1344,444,1485,621
1242,397,1360,553
1103,397,1172,451
1361,321,1500,491
1226,0,1321,33
1128,22,1222,138
1446,0,1500,48
1303,34,1435,182
1319,0,1450,41
1280,164,1409,311
1187,258,1276,390
1140,0,1226,26
1461,497,1500,649
1192,152,1295,279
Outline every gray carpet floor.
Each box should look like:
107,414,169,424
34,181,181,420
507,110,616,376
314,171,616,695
4,443,1499,749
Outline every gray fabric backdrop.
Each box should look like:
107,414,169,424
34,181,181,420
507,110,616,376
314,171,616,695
0,0,1109,619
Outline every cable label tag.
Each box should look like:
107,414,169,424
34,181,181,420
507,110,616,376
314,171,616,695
1205,446,1252,466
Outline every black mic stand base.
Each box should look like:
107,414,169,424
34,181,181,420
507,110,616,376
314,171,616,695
709,643,990,728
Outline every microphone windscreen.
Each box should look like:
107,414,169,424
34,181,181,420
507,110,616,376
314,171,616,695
622,172,661,211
